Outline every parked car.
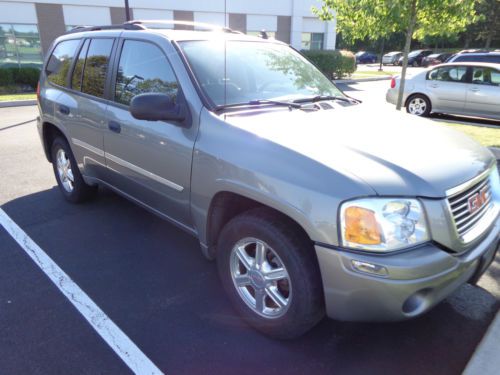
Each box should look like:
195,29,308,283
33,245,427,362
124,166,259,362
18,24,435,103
447,51,500,64
355,51,377,64
398,49,433,66
421,53,453,67
38,22,500,339
382,51,403,65
386,62,500,120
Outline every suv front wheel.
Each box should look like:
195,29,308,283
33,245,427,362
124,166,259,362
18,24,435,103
216,208,324,339
51,137,96,203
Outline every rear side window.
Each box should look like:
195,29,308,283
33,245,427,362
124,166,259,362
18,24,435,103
428,66,467,82
114,40,179,106
46,39,80,87
454,54,500,63
81,38,114,98
71,39,90,90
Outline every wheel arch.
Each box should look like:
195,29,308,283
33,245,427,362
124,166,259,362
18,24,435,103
205,191,314,260
41,121,68,163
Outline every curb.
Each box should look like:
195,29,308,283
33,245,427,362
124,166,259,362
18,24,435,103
0,100,37,108
463,311,500,375
488,147,500,160
334,76,392,84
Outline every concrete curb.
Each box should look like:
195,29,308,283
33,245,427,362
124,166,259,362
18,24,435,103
334,76,392,84
0,100,37,108
488,147,500,160
463,311,500,375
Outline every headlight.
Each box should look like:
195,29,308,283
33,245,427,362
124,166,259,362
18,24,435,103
340,198,429,252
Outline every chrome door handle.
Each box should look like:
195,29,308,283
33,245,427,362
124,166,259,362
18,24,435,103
429,84,439,88
470,88,480,92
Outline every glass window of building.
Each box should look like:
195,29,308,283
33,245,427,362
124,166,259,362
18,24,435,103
0,23,43,68
301,33,324,50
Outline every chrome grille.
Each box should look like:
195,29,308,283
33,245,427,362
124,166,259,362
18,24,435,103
448,173,493,240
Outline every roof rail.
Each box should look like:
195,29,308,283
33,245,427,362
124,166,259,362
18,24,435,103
65,23,145,34
125,20,240,33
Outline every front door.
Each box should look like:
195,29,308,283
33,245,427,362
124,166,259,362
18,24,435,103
465,66,500,120
103,39,196,229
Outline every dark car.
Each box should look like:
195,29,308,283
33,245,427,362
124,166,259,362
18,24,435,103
447,51,500,64
355,51,377,64
398,49,433,66
421,52,452,67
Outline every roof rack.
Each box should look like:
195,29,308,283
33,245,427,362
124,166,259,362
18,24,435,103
125,20,240,33
65,23,145,34
65,20,243,35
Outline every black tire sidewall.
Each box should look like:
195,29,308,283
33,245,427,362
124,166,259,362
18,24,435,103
406,95,431,117
51,137,94,203
216,210,324,339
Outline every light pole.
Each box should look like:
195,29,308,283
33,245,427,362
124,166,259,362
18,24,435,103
124,0,131,22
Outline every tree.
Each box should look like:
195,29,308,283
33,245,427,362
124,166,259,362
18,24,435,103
313,0,477,111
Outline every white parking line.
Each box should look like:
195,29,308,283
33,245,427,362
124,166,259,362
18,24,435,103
0,208,164,375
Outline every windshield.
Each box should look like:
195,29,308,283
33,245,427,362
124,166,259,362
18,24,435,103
179,40,344,107
409,50,421,57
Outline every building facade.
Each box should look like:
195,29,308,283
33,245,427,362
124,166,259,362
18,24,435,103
0,0,336,69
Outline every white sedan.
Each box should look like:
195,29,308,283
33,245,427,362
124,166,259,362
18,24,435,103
386,62,500,120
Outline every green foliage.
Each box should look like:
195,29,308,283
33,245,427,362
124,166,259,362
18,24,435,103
0,67,40,89
313,0,478,43
0,68,14,86
301,49,356,79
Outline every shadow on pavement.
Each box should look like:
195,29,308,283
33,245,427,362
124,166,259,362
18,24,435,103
1,187,498,375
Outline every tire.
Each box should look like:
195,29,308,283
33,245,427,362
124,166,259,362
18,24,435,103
216,208,324,339
412,60,419,67
51,137,97,203
406,94,431,117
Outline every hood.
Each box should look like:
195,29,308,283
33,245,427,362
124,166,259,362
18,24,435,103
222,104,494,197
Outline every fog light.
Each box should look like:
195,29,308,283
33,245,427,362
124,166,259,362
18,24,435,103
351,260,388,277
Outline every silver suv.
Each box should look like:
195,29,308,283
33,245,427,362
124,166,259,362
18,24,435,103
37,21,500,339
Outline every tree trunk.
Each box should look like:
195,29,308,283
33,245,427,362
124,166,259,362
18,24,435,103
396,0,417,111
379,38,385,71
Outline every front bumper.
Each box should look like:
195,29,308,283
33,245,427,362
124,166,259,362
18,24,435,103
315,217,499,322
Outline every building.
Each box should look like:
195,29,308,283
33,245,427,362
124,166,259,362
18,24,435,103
0,0,336,69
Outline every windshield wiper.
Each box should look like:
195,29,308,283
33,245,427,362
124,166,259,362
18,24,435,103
214,99,302,112
293,95,354,104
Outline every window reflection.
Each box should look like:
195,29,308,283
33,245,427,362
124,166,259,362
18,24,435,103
0,23,43,68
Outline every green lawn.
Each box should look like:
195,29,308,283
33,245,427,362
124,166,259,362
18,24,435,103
0,93,36,102
438,123,500,148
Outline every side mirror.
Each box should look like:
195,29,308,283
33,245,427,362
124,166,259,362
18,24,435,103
130,93,185,123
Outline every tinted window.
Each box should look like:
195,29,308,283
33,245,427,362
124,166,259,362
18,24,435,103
46,39,80,86
454,54,500,63
71,39,89,90
428,66,467,82
81,38,114,98
114,40,179,106
472,67,500,86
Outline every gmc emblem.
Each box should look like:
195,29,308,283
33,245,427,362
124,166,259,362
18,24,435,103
467,187,489,214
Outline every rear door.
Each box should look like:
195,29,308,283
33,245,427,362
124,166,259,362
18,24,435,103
66,37,116,179
425,65,468,112
103,38,196,229
465,66,500,119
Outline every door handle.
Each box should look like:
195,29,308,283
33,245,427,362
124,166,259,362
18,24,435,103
429,84,439,88
108,120,121,133
58,105,70,115
470,88,480,92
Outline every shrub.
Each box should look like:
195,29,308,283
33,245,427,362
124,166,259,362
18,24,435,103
301,49,356,79
0,68,14,87
11,67,40,89
0,67,40,90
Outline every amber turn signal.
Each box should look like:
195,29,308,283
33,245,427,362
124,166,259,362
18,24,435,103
344,206,382,245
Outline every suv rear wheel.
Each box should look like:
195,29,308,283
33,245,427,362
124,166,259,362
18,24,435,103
216,208,324,339
51,137,96,203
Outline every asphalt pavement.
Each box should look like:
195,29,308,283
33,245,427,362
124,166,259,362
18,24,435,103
0,87,499,375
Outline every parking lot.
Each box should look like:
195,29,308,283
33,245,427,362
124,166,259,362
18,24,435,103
1,81,499,374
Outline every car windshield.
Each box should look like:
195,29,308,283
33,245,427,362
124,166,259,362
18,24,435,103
180,40,344,107
409,51,421,57
428,54,440,58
